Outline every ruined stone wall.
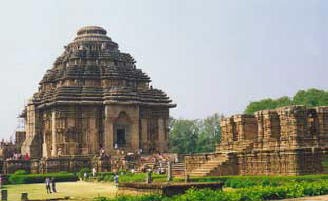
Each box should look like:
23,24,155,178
187,106,328,176
226,106,328,176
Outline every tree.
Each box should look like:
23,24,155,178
169,119,199,154
244,88,328,114
169,113,223,154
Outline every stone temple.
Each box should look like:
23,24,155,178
186,106,328,176
21,26,176,159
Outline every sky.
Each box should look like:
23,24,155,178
0,0,327,139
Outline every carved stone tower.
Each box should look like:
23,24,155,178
21,26,176,158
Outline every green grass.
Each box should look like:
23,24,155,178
5,181,117,201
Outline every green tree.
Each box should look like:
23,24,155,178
169,119,199,154
196,113,222,153
244,88,328,114
169,113,223,154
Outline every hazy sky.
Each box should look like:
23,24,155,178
0,0,327,139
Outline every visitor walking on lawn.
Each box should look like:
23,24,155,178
51,177,57,193
45,177,51,194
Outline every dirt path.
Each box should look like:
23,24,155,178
281,195,328,201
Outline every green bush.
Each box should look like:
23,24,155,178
13,170,28,175
8,172,78,184
178,175,328,188
96,180,328,201
92,172,167,183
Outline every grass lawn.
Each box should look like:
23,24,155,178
4,181,117,201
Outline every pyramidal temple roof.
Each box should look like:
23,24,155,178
31,26,175,109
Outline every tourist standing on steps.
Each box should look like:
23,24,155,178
51,177,57,193
45,177,51,194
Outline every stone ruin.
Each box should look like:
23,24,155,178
3,26,176,174
186,106,328,176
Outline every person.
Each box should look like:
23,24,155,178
92,167,97,177
83,172,87,181
51,177,57,193
99,147,105,158
23,153,30,160
113,174,119,186
45,177,52,194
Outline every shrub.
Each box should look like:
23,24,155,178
91,172,167,183
8,172,78,184
13,170,28,175
96,180,328,201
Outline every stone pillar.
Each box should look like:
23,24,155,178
104,106,114,153
130,120,139,151
42,132,48,158
141,119,148,152
167,161,172,182
146,170,152,184
158,118,165,152
89,116,99,154
51,111,57,157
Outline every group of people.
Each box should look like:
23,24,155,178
11,153,30,160
45,177,57,194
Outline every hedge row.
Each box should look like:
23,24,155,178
91,173,328,188
8,172,78,184
183,175,328,188
94,180,328,201
92,172,167,183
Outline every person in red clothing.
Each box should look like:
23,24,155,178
23,153,30,160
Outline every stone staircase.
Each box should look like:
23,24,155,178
188,153,229,177
172,162,185,176
188,141,255,177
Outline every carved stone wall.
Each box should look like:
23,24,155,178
187,106,328,176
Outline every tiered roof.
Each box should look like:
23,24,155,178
30,26,175,108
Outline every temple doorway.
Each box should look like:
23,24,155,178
116,128,126,147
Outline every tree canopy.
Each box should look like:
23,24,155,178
169,113,222,154
245,88,328,114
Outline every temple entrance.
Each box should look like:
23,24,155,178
116,128,126,147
